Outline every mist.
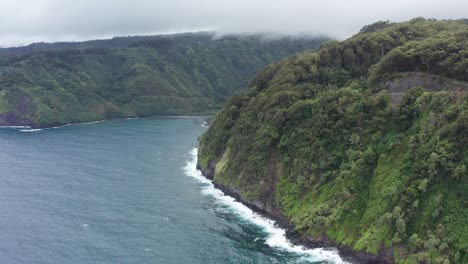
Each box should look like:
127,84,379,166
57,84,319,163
0,0,466,47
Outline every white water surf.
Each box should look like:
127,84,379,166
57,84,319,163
184,148,348,264
19,128,44,132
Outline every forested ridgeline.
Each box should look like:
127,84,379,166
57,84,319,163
198,18,468,263
0,32,327,127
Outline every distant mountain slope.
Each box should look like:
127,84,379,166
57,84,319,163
198,18,467,263
0,33,327,127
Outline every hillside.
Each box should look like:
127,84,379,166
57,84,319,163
0,32,327,127
198,18,467,263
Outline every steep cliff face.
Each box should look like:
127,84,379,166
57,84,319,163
198,19,468,263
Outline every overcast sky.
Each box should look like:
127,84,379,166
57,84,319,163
0,0,466,47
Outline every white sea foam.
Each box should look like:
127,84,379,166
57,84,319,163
51,120,105,129
0,120,105,132
12,120,106,131
4,116,207,132
184,148,348,264
80,120,104,125
19,128,43,132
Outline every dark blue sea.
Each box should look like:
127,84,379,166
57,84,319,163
0,117,346,264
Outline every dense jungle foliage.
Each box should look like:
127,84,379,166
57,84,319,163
0,32,326,127
198,18,468,263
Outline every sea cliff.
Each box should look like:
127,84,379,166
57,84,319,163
198,18,468,263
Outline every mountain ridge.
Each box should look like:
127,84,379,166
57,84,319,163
198,18,467,263
0,32,328,127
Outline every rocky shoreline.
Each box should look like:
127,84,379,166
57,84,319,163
196,162,394,264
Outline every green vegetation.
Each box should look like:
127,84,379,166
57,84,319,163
198,19,468,263
0,32,326,127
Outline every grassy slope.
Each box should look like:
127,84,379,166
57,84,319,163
0,33,327,127
198,19,467,263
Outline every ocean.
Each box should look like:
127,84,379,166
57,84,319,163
0,117,347,264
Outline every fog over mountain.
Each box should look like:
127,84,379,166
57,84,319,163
0,0,466,46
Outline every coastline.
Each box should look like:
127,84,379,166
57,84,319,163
0,115,208,130
196,161,394,264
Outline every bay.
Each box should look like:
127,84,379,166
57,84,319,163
0,117,346,264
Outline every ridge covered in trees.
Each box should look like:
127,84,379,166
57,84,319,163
198,18,467,263
0,33,327,127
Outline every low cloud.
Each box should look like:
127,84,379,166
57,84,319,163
0,0,466,46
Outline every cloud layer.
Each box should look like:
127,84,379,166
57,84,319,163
0,0,466,46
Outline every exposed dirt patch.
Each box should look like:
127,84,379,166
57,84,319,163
383,72,467,104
